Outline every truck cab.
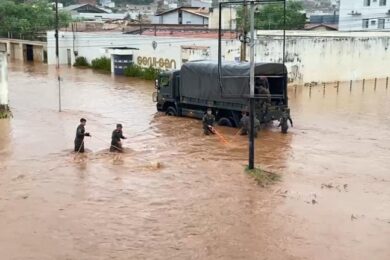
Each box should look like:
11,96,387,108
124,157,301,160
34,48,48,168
155,70,180,116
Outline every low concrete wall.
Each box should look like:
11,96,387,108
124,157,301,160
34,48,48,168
0,39,47,62
33,45,44,62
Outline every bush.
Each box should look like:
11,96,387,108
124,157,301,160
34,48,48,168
142,66,160,80
124,64,143,77
73,56,89,67
91,56,111,72
124,65,160,80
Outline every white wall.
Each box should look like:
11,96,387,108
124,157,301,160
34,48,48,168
339,0,390,31
255,31,390,83
46,31,241,69
159,11,179,24
182,12,207,25
47,30,390,83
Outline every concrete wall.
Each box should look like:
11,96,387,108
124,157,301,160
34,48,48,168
47,31,390,83
0,39,47,62
339,0,390,31
255,31,390,83
32,45,44,62
46,31,241,70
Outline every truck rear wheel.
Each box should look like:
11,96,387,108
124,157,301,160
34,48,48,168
218,117,233,127
281,121,288,134
166,106,177,116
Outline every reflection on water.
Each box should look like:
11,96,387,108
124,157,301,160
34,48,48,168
0,62,389,260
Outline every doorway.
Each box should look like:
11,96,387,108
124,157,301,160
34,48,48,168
26,45,33,61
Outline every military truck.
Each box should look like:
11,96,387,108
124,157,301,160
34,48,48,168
153,60,291,132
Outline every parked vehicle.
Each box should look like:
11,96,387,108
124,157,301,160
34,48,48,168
153,60,291,132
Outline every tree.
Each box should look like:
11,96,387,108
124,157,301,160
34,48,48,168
0,0,71,36
237,1,306,30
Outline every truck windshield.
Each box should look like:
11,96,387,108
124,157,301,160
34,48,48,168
160,75,170,88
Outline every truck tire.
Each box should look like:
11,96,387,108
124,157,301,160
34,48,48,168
281,121,288,134
218,117,233,127
166,106,177,116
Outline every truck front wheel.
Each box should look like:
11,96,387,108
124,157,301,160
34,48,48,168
218,117,233,127
281,121,288,134
166,106,177,116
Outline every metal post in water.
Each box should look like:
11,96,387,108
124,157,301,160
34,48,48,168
386,77,389,89
336,81,339,93
55,0,61,112
248,1,255,170
350,80,352,92
323,83,326,96
362,79,365,92
374,78,377,91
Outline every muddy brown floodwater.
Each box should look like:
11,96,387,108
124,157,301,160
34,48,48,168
0,62,389,260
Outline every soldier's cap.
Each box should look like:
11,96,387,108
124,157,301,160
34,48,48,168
116,124,123,128
80,118,87,122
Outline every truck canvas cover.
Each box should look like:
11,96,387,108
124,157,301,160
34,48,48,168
180,61,287,103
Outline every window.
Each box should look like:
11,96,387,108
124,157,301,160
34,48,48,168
362,19,369,28
378,19,385,28
379,0,386,6
160,75,170,88
363,0,371,6
371,20,377,25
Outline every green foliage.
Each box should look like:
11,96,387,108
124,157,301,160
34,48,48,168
0,0,71,35
237,0,306,30
124,64,143,77
0,105,12,119
124,65,160,80
142,66,160,80
245,166,280,187
91,57,111,72
73,56,89,67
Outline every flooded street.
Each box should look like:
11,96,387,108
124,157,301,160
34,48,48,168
0,63,389,260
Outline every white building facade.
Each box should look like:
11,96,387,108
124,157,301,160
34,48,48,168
339,0,390,31
153,7,209,25
46,31,390,83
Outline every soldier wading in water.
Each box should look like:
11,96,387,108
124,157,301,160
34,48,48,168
74,118,91,153
202,108,216,135
110,124,127,152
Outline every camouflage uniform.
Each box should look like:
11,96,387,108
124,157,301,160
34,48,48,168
74,124,90,153
110,129,126,152
202,113,215,135
240,114,260,138
278,110,293,134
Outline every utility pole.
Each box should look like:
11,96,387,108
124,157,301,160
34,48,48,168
217,0,286,170
0,50,10,118
55,0,61,112
248,1,255,170
240,0,248,61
